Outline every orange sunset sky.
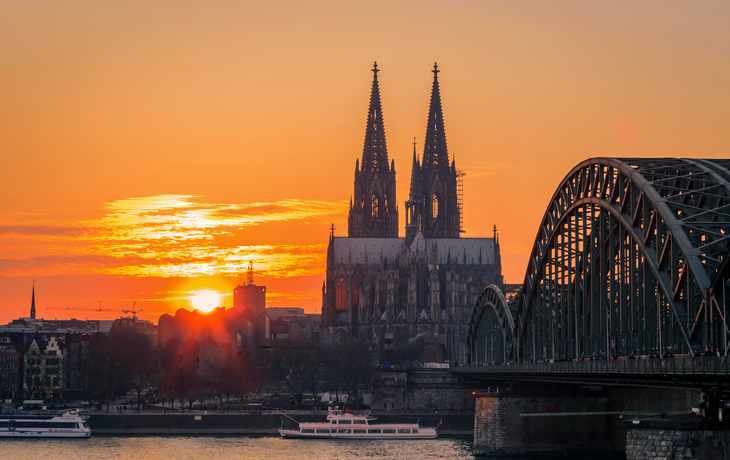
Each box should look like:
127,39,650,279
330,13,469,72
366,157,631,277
1,1,729,324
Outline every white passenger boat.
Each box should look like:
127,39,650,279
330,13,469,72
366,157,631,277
0,410,91,438
279,407,438,439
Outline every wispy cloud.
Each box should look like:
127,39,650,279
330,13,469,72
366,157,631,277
0,225,90,237
0,195,344,278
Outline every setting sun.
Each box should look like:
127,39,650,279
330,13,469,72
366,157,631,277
190,291,221,313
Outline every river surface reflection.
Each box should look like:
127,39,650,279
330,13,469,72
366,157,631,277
3,436,475,460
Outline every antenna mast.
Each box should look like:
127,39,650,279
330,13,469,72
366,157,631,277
247,262,254,285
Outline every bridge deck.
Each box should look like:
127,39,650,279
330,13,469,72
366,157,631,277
454,357,730,390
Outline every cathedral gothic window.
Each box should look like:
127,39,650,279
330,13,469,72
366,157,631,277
352,280,360,307
433,194,439,219
372,194,379,218
336,278,347,312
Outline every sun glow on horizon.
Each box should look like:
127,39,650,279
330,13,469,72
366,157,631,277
190,290,221,313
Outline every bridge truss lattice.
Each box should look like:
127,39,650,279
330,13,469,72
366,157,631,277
469,158,730,363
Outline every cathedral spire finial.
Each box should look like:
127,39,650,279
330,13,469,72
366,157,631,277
372,61,379,78
432,62,439,76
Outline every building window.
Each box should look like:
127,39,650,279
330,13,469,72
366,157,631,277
336,278,347,312
372,194,379,218
433,194,439,219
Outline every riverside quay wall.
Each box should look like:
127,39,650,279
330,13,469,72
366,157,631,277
371,368,477,411
626,428,730,460
86,411,474,436
473,386,698,457
625,416,730,460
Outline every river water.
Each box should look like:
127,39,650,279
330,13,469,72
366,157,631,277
2,436,476,460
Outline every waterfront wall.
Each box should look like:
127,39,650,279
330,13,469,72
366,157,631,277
87,412,473,436
473,390,615,457
626,429,729,460
473,387,698,457
371,368,476,411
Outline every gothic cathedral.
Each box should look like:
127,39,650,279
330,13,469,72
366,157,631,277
321,63,503,361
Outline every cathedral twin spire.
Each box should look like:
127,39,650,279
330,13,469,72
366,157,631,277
360,63,390,174
422,63,451,173
406,63,460,244
349,62,459,242
348,62,398,238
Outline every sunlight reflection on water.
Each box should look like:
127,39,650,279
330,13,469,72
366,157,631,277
3,436,475,460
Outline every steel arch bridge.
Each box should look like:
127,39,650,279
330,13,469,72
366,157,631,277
468,158,730,364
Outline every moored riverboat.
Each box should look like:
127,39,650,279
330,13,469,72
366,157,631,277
279,407,438,439
0,410,91,438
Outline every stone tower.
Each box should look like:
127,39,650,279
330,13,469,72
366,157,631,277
347,62,398,238
408,63,460,243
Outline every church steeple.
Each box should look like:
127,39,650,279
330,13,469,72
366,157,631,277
408,138,421,202
405,138,422,246
348,63,398,238
30,280,36,320
422,63,449,172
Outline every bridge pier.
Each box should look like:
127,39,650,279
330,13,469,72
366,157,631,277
473,385,698,457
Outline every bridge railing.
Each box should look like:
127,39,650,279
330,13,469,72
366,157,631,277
457,357,730,378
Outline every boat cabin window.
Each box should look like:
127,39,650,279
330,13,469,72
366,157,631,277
353,420,366,424
338,420,351,424
12,421,77,429
316,429,330,433
368,429,381,433
412,429,418,433
338,429,351,433
398,429,411,433
301,429,314,433
353,429,366,433
0,422,8,427
383,429,396,433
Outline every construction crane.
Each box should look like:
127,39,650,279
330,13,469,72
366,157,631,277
45,301,142,316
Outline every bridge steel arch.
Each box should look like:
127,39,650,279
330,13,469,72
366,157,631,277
467,285,517,364
469,158,730,364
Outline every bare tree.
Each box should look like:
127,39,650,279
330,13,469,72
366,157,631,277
65,339,93,401
88,334,127,410
271,340,320,410
228,352,259,409
338,337,375,409
201,357,226,408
